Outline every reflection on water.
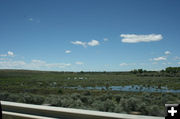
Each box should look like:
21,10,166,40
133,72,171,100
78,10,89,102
63,85,180,93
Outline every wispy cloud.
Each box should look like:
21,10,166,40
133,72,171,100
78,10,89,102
31,59,46,64
120,63,128,66
0,61,26,68
0,51,14,57
104,64,110,67
119,63,137,66
0,58,8,60
0,59,71,69
153,56,167,61
178,62,180,65
164,51,171,55
103,38,108,41
75,61,84,65
45,63,71,68
28,18,34,21
65,50,71,54
0,54,7,57
162,62,171,65
30,60,71,68
25,16,40,23
120,34,163,43
152,62,158,65
71,41,86,47
71,40,100,47
174,56,180,60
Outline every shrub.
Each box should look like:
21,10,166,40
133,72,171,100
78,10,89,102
114,104,125,113
71,93,81,100
87,96,94,105
136,102,148,115
69,99,83,108
80,96,88,104
0,92,10,101
91,100,105,111
147,105,163,116
83,91,91,96
120,97,141,112
7,94,19,102
104,99,115,112
115,95,122,103
58,89,63,94
61,98,74,107
44,95,62,106
19,94,44,104
99,93,113,101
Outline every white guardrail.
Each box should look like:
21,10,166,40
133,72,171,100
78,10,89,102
1,101,164,119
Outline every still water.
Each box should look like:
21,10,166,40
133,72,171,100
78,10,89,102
63,85,180,93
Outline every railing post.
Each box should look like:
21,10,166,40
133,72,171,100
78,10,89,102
0,101,2,119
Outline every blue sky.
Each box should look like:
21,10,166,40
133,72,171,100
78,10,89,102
0,0,180,71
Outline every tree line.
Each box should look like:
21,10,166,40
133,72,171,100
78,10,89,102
131,67,180,74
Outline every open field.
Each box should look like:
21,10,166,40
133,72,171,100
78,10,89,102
0,69,180,116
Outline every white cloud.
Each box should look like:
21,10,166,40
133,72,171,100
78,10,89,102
104,64,110,67
153,56,167,61
0,59,71,69
30,60,71,68
0,58,8,60
88,40,99,46
120,34,163,43
71,40,100,47
46,63,71,68
132,63,136,65
139,63,147,66
65,50,71,54
71,41,86,47
0,54,7,57
165,51,171,55
178,62,180,65
174,56,180,60
120,63,128,66
119,63,137,66
27,60,46,68
26,17,40,23
28,18,33,21
152,62,158,65
8,51,14,56
162,62,171,65
75,61,84,65
0,51,14,57
0,61,26,68
103,38,108,41
31,59,46,64
162,63,166,65
149,58,153,61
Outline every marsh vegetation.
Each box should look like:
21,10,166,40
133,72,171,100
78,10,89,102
0,67,180,116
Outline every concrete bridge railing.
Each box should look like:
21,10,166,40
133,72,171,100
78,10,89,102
1,101,164,119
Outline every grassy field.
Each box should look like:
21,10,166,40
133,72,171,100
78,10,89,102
0,69,180,116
